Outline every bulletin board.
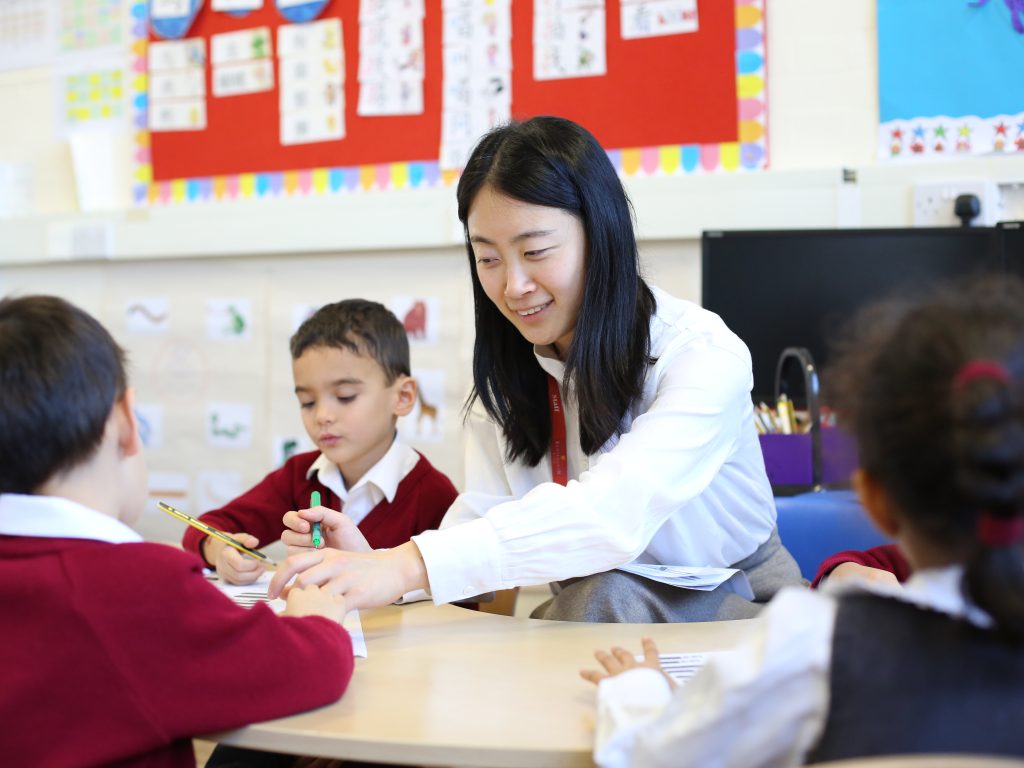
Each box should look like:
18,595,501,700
132,0,767,204
877,0,1024,159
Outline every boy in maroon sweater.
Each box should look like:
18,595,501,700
184,299,458,585
0,296,353,768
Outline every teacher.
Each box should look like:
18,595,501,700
271,116,801,622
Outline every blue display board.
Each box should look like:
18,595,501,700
877,0,1024,158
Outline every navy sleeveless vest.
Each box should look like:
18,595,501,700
807,592,1024,763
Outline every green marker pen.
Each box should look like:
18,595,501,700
310,491,322,549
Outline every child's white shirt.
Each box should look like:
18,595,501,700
0,493,141,543
305,435,419,525
594,565,991,768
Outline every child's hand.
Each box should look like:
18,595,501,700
282,583,346,624
205,533,266,585
827,562,901,588
281,504,372,554
580,637,673,686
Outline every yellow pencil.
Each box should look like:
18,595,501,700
158,501,277,570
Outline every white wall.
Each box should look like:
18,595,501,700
1,0,1022,540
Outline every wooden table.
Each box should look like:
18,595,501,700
205,602,755,767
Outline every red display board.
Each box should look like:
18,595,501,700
150,0,741,182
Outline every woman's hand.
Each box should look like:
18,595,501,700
580,637,673,687
268,540,429,611
204,533,265,586
281,503,371,554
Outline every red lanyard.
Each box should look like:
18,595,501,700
547,375,568,486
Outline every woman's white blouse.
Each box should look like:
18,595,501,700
412,287,776,605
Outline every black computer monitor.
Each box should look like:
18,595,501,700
1000,220,1024,278
701,227,1004,404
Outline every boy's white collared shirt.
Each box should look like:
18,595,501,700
305,435,419,525
0,493,142,544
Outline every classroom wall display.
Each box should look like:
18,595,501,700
130,0,767,205
391,295,439,345
400,368,445,443
0,0,54,71
877,0,1024,159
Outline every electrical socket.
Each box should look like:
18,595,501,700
912,180,1004,227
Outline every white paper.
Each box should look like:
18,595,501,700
0,0,54,72
211,27,272,65
278,17,344,58
211,572,368,657
357,78,423,116
150,68,206,100
533,0,606,81
280,109,345,145
149,98,207,131
279,55,346,89
620,0,698,39
0,163,33,219
151,0,191,18
278,18,345,145
149,38,206,71
212,59,275,97
56,0,130,56
359,0,425,22
615,563,755,600
212,0,264,11
68,130,123,212
148,38,207,133
357,0,425,117
651,651,729,686
440,0,512,169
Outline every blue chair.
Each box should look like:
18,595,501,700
774,490,891,581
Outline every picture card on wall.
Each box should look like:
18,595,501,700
390,295,439,345
399,368,444,443
533,0,607,80
134,403,165,449
205,298,254,340
620,0,698,39
273,434,316,468
125,297,170,334
207,402,254,448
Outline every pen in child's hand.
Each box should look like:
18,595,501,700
310,491,322,549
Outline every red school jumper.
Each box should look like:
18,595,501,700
0,536,353,768
182,450,458,560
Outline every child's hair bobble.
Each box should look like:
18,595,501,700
952,359,1011,394
977,511,1024,548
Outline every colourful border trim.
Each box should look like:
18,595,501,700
131,0,766,205
879,113,1024,160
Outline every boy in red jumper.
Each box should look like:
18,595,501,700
0,296,353,768
184,298,458,585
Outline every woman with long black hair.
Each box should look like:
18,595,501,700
272,116,801,622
